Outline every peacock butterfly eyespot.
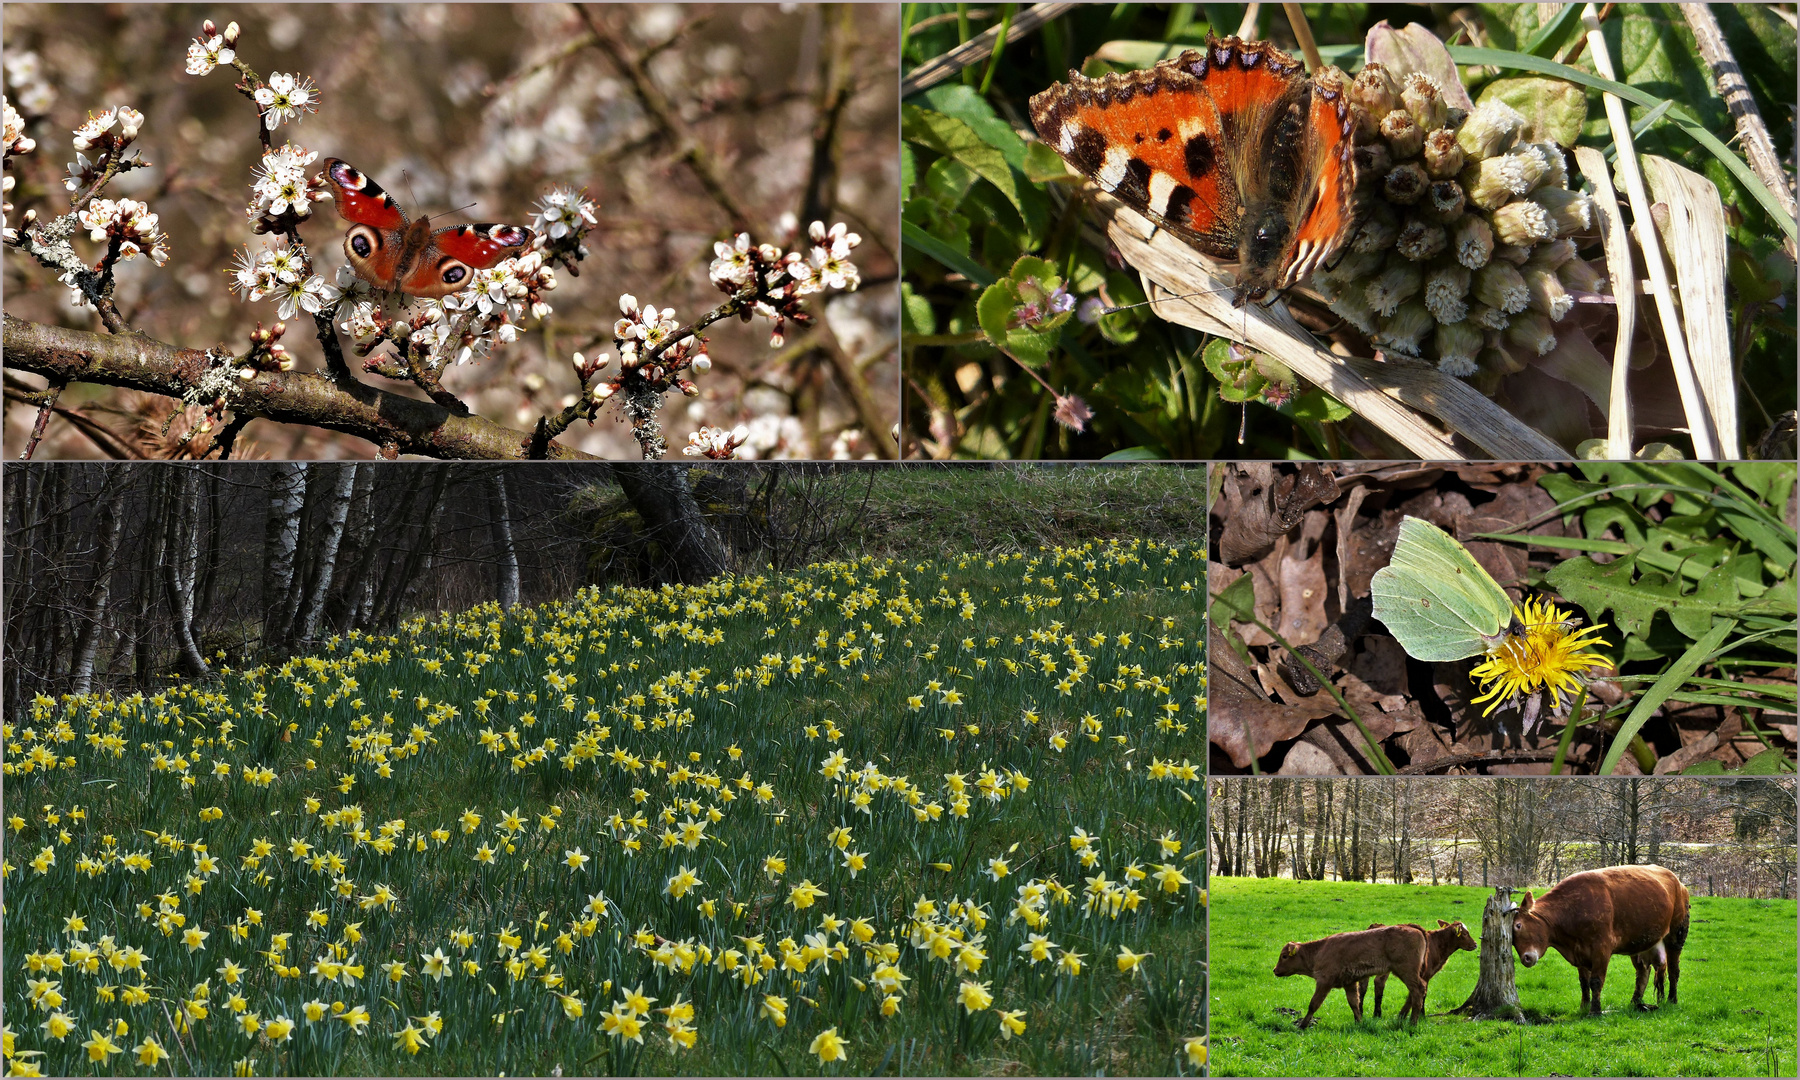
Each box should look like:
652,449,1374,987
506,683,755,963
321,157,536,300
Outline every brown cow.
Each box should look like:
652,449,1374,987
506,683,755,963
1273,926,1429,1028
1511,864,1690,1015
1353,919,1477,1017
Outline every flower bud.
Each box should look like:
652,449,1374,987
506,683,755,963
571,351,586,373
1349,62,1398,129
1455,100,1525,161
1527,187,1593,237
1420,180,1465,224
1423,262,1471,324
1451,214,1494,270
1480,341,1527,376
118,107,144,139
1372,298,1434,356
1492,200,1553,247
1527,238,1578,270
1379,109,1423,160
592,381,616,402
1504,309,1557,356
1327,287,1378,335
1383,162,1429,206
1421,128,1464,179
1394,218,1446,261
1557,256,1605,296
223,21,241,45
1401,74,1446,132
1364,260,1422,316
691,354,711,373
1473,261,1529,314
1468,301,1511,332
1522,265,1573,321
1433,319,1484,376
1350,203,1399,254
1529,142,1569,189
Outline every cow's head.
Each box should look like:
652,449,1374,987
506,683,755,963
1273,941,1306,977
1439,919,1477,952
1512,891,1547,967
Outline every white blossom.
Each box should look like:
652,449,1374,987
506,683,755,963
185,33,236,76
253,73,318,130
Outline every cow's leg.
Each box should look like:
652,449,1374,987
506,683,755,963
1396,970,1427,1024
1343,981,1363,1022
1587,951,1611,1015
1667,939,1681,1005
1297,982,1333,1029
1630,954,1652,1010
1370,973,1387,1018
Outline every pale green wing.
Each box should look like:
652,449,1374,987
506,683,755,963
1370,517,1514,662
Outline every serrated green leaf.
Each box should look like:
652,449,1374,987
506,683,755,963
902,105,1048,245
1285,390,1353,424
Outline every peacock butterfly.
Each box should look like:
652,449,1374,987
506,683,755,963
321,158,536,299
1029,36,1363,304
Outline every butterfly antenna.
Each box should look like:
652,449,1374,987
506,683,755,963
1098,283,1238,316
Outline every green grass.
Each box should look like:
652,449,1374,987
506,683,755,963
1211,876,1797,1077
3,541,1203,1076
848,463,1208,557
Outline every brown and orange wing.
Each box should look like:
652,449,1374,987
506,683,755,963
1029,50,1243,260
1276,64,1363,288
400,224,536,299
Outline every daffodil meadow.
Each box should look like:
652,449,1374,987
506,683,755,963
3,540,1205,1076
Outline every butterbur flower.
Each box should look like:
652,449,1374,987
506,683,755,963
1492,200,1553,247
1455,100,1525,160
1434,320,1483,376
1505,309,1558,356
1472,261,1529,314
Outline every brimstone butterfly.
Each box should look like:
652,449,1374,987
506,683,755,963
1370,516,1522,663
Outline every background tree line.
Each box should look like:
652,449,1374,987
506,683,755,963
1209,777,1797,900
1,461,891,711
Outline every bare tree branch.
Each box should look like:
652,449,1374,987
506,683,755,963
4,314,598,460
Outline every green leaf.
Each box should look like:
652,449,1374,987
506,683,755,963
920,84,1030,171
1600,618,1736,775
974,255,1070,369
901,282,937,338
1101,447,1164,461
1476,76,1587,146
1022,141,1073,184
1543,553,1745,643
1201,338,1264,404
1739,748,1796,774
901,219,995,287
1209,570,1256,625
902,105,1048,245
1283,389,1353,425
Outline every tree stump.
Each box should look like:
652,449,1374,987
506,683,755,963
1452,886,1524,1020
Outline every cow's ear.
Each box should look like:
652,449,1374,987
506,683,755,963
1438,918,1450,927
1280,942,1299,958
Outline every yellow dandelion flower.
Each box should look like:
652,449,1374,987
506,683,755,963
1469,598,1611,717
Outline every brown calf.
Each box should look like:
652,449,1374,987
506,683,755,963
1353,919,1477,1017
1511,864,1690,1015
1273,925,1429,1029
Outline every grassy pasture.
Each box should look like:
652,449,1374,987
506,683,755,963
1210,876,1797,1077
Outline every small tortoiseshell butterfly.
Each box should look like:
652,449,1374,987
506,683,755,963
322,158,536,299
1030,36,1362,304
